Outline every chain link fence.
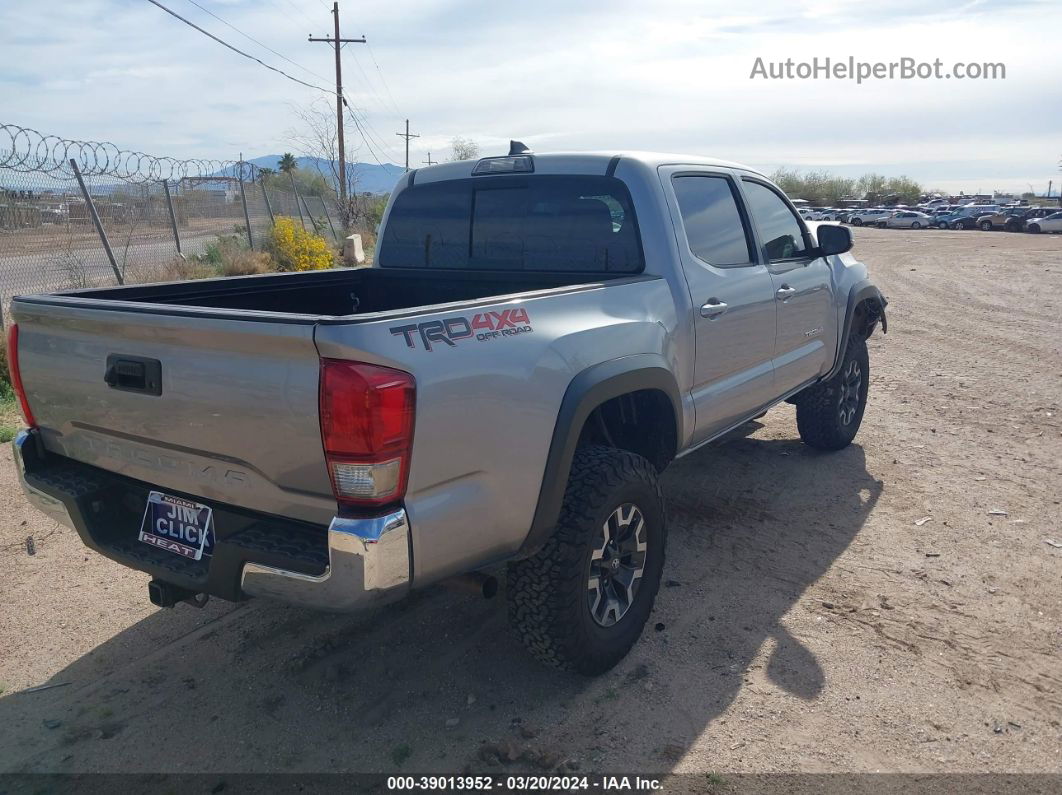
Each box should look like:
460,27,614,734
0,123,344,327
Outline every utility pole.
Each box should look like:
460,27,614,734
422,152,436,166
396,119,419,172
309,2,365,213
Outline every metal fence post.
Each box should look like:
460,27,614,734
162,178,183,257
288,171,307,231
238,160,254,250
318,196,339,242
69,158,123,285
260,179,275,227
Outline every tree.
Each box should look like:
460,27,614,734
278,153,298,174
285,99,364,229
449,136,480,161
257,166,276,178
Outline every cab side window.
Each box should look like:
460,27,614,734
741,180,808,261
671,175,754,267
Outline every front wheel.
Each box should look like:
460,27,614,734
911,221,921,229
851,218,863,226
980,221,993,231
951,221,965,230
937,221,949,229
1028,224,1041,234
508,446,666,675
795,335,870,451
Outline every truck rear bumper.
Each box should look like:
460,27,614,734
240,510,411,611
13,429,411,611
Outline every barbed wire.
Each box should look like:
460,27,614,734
0,123,262,183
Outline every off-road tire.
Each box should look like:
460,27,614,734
795,334,870,451
507,445,666,675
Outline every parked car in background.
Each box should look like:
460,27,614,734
949,205,1001,229
1026,211,1062,234
848,209,892,226
877,211,933,229
975,209,1028,231
1005,207,1060,232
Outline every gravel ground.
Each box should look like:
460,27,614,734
0,227,1059,782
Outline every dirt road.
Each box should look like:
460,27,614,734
1,227,1059,780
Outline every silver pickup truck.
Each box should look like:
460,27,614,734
9,147,886,674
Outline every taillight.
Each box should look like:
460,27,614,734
6,324,36,429
319,359,415,508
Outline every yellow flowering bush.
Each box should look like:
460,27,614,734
267,216,336,272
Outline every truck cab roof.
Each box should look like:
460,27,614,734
409,151,766,184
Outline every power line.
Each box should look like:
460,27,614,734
342,97,403,161
272,0,317,31
181,0,331,84
145,0,335,96
343,47,404,131
343,101,393,168
365,42,405,119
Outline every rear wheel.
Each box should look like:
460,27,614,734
508,446,666,675
951,221,965,230
1028,224,1041,234
795,335,870,451
911,221,921,229
851,218,863,226
937,221,949,229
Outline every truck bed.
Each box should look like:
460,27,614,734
38,267,627,319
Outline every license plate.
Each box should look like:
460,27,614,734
138,491,214,561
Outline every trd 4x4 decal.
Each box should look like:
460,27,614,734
391,309,533,352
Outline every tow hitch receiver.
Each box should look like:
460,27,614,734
148,579,209,609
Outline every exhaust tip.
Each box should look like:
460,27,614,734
440,572,499,599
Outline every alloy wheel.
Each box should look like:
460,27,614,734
587,504,648,627
838,359,862,426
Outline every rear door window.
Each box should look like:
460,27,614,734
671,175,754,267
379,175,643,272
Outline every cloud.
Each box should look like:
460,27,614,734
1,0,1059,192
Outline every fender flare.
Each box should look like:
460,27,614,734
825,279,888,381
518,354,682,555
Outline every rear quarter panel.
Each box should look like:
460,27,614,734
314,275,684,584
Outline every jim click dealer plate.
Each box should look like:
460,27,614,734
138,491,214,561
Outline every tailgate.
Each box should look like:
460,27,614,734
12,300,336,526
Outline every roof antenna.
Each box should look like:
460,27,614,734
509,140,532,156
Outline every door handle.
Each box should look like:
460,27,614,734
700,299,728,319
776,285,797,300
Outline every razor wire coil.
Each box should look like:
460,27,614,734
0,123,261,183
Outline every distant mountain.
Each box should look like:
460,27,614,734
243,155,405,195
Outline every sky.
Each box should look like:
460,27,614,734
2,0,1060,195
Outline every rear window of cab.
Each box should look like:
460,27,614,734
379,175,644,272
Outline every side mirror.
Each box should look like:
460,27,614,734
815,224,853,257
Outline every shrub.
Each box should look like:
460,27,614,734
0,332,11,399
267,217,336,272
